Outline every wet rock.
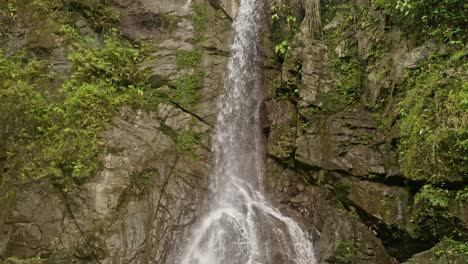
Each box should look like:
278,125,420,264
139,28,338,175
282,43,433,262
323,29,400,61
299,41,330,107
296,111,396,177
0,107,210,263
307,188,396,264
343,177,411,226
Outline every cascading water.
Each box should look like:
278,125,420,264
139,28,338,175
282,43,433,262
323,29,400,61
174,0,317,263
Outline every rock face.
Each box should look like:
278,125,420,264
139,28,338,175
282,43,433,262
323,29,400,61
0,0,233,262
1,0,467,263
263,0,466,263
1,107,210,263
295,111,397,177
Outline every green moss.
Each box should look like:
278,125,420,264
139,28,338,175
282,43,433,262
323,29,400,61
177,129,200,159
328,56,362,106
168,74,201,111
321,2,363,110
130,170,158,195
397,49,467,183
192,4,207,43
270,129,296,160
332,240,358,264
176,50,202,69
433,237,468,261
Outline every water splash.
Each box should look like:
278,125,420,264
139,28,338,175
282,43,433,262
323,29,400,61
174,0,317,263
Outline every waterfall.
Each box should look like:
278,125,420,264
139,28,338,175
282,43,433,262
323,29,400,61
174,0,317,263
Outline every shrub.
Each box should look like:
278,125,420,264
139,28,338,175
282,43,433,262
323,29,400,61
372,0,467,44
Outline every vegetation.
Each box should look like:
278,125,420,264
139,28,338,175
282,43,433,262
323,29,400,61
177,130,201,159
192,3,207,43
398,50,467,183
433,237,468,262
317,0,468,260
0,0,208,198
332,240,357,264
1,31,148,191
373,0,467,44
270,0,299,59
410,185,462,241
130,170,158,196
322,2,363,109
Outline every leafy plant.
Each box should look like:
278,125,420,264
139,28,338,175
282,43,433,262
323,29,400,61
433,237,468,263
275,40,290,57
270,0,299,59
410,185,461,240
177,130,200,159
372,0,467,43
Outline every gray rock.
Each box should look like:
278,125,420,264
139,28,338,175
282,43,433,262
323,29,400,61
404,45,430,69
295,111,394,177
265,160,396,264
343,177,411,226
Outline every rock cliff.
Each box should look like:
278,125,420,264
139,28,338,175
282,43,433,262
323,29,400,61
0,0,466,263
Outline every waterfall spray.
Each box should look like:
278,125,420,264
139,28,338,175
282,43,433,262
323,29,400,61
173,1,317,263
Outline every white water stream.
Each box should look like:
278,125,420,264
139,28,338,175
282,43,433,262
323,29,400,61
174,0,317,263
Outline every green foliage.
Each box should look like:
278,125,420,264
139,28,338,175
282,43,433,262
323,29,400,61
398,50,467,183
433,237,468,261
176,50,202,69
130,170,158,195
169,74,201,111
0,50,49,133
64,0,119,32
1,32,148,189
0,50,51,201
321,2,363,110
333,240,357,264
68,31,143,88
415,185,451,208
270,0,299,59
0,0,17,20
177,130,200,158
271,1,279,21
372,0,467,44
192,4,206,43
410,185,461,240
455,187,468,202
326,56,362,107
4,0,118,33
275,40,290,57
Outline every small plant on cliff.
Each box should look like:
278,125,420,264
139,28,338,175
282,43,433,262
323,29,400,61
332,240,357,264
433,237,468,263
270,0,299,59
192,4,206,43
275,40,290,57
